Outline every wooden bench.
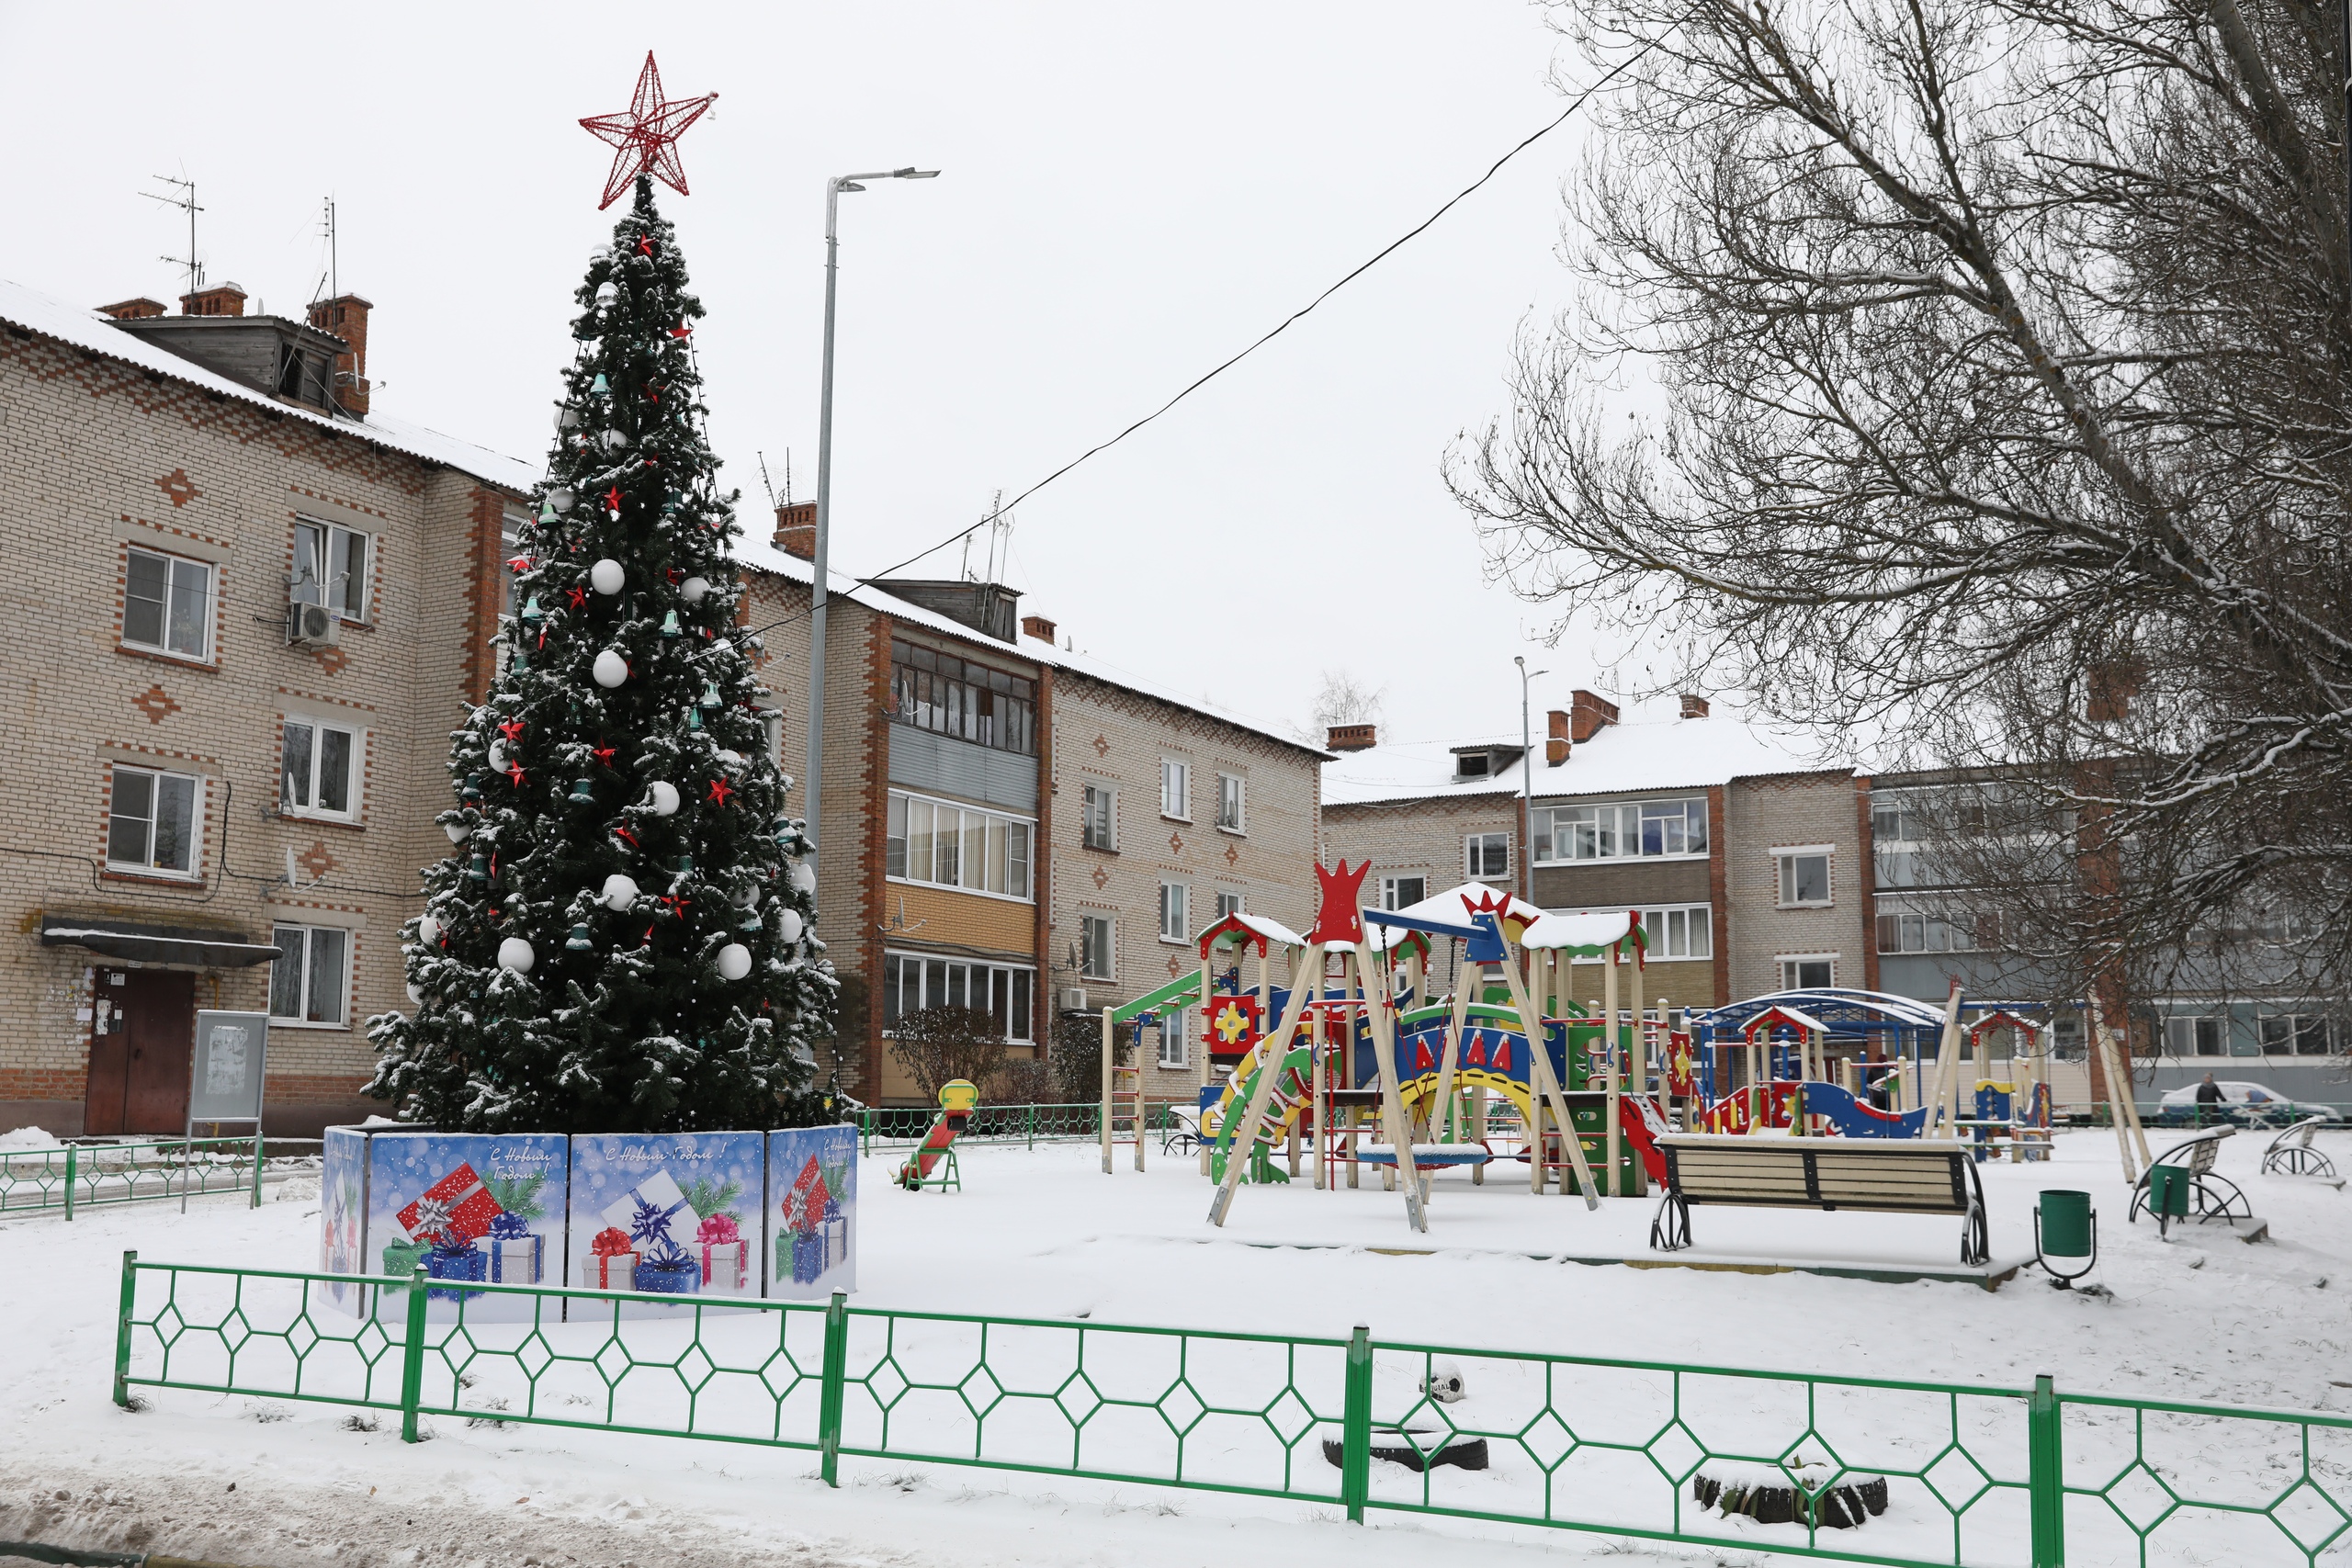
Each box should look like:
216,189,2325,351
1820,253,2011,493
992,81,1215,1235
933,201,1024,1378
1649,1135,1989,1266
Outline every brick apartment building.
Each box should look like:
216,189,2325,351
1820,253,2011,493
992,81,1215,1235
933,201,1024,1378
739,513,1328,1106
1321,688,1860,1014
0,276,534,1137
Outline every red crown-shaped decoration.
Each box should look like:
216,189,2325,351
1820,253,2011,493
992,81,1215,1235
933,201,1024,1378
1307,860,1371,947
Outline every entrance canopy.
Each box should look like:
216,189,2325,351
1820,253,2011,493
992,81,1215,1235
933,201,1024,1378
40,916,281,968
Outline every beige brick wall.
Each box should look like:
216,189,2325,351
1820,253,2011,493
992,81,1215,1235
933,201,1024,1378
1724,771,1872,997
0,330,520,1135
1047,674,1323,1104
1321,792,1520,997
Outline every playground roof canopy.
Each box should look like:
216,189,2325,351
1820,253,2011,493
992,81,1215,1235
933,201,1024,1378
1521,909,1645,955
1366,883,1545,950
1195,909,1307,955
1690,987,1952,1041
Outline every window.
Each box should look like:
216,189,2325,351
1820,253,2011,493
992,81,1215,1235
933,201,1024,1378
269,924,349,1025
122,547,212,660
1532,798,1709,863
888,638,1036,754
880,952,1034,1041
1216,891,1244,920
1874,902,1986,953
280,716,360,819
1455,752,1491,779
1381,875,1427,911
1080,915,1115,981
1081,785,1116,852
1777,850,1833,907
1563,904,1712,963
1780,955,1836,989
293,518,370,620
2260,1013,2336,1056
1160,760,1190,820
1158,1009,1188,1071
1216,773,1245,832
107,766,199,875
2165,1016,2227,1056
1465,832,1511,880
885,791,1033,899
1159,881,1189,942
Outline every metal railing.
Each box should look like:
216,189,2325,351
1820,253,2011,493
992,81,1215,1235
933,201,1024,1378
0,1137,319,1218
112,1254,2352,1564
856,1100,1183,1156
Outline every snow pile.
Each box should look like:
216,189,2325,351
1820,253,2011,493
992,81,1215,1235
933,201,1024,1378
0,1126,61,1152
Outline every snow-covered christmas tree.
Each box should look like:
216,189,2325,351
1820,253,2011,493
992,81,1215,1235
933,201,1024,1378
368,174,832,1134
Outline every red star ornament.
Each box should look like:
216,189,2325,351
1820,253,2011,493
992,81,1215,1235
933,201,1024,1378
604,485,624,513
592,745,617,768
669,321,693,339
498,720,526,743
567,588,589,610
506,762,526,787
707,778,733,807
579,53,718,211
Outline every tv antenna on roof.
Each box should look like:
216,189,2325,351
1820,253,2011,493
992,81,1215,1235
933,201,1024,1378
310,196,339,307
145,175,203,299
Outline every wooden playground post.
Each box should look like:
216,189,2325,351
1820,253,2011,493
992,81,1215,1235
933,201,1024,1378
1350,944,1427,1231
2086,992,2147,1180
1601,944,1621,1196
1208,954,1323,1226
1497,934,1600,1210
1629,939,1646,1098
1100,1006,1116,1174
1311,1021,1327,1191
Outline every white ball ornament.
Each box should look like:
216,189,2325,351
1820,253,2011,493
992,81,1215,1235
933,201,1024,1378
443,819,469,844
487,740,508,773
416,914,442,947
593,649,628,688
681,576,710,604
776,909,805,945
405,981,424,1006
716,943,752,982
599,873,639,911
590,558,625,595
730,885,759,909
648,780,680,816
790,862,817,895
497,937,536,974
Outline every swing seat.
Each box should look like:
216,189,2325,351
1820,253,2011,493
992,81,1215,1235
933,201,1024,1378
1354,1143,1492,1168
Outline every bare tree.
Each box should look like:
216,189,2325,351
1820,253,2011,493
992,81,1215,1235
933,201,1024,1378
1454,0,2352,1030
1301,670,1387,744
886,1007,1008,1106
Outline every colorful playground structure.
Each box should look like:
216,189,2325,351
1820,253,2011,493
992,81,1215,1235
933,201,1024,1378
1091,863,2067,1235
895,1079,979,1191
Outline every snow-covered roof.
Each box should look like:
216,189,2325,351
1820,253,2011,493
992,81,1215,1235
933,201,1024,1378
0,276,538,496
1521,909,1643,953
1363,882,1545,949
1321,694,1844,807
734,533,1329,759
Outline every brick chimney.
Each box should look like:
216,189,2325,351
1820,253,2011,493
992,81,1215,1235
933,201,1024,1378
773,502,817,560
306,294,373,416
180,282,247,317
1021,614,1057,644
1327,723,1377,753
1679,694,1710,719
1569,689,1620,744
98,297,167,321
1546,709,1570,766
2086,660,2140,723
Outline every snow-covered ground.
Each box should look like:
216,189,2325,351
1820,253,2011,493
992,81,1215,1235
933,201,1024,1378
0,1128,2345,1568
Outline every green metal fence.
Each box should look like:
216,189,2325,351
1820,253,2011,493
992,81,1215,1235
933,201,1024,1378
856,1100,1184,1156
0,1137,317,1218
112,1254,2352,1564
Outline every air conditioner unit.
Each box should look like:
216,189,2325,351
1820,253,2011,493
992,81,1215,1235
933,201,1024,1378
287,600,339,646
1059,987,1089,1014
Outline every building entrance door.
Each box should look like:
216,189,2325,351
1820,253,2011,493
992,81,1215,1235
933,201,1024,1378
83,969,195,1135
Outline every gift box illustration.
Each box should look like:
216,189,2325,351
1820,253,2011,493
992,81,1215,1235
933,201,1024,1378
682,1176,749,1293
381,1235,430,1285
482,1173,548,1285
602,1170,702,1295
424,1238,488,1303
396,1163,504,1247
780,1156,839,1286
581,1226,639,1289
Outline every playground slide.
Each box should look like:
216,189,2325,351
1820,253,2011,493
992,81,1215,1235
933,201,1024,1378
1697,1080,1928,1139
895,1089,978,1188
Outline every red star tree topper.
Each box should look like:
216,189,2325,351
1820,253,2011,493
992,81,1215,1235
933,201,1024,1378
580,52,718,211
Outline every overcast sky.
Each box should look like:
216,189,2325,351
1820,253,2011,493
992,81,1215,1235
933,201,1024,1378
3,2,1664,750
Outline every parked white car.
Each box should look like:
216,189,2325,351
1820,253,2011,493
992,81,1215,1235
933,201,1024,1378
2156,1081,2343,1127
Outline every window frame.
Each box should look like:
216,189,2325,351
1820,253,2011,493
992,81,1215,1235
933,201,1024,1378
1160,759,1190,822
1157,1008,1188,1071
887,638,1038,756
1776,847,1835,908
1381,874,1428,911
1532,797,1710,864
267,922,351,1027
2164,1015,2228,1057
1159,880,1190,944
1080,914,1116,982
884,789,1035,902
105,763,203,879
1464,831,1511,880
292,516,373,623
279,715,363,822
2259,1012,2336,1056
1778,953,1838,990
879,950,1035,1043
121,545,215,662
1081,784,1117,852
1216,772,1246,834
1215,891,1245,921
1559,903,1713,964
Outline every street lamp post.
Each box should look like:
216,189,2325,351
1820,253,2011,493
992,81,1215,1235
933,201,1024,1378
1515,657,1548,905
802,166,937,882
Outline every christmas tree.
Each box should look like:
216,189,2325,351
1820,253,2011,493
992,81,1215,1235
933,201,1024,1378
368,175,832,1134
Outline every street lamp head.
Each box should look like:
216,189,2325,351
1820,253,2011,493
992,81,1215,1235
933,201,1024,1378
838,181,867,193
895,167,942,179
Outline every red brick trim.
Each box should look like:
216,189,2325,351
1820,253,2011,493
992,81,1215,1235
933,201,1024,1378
1854,773,1880,993
860,613,897,1100
1033,665,1056,1049
1706,784,1730,1006
461,485,511,705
